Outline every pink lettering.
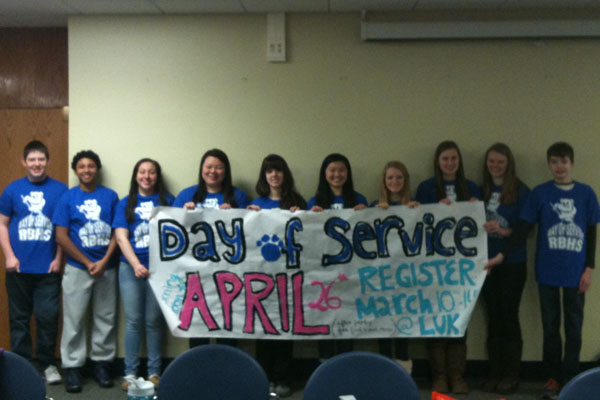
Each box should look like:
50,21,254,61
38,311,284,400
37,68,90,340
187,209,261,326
178,273,218,331
215,272,243,330
244,273,277,334
292,272,330,335
277,274,290,332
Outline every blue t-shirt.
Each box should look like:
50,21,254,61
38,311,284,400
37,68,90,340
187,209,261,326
173,185,249,209
251,196,307,210
251,197,282,210
370,200,401,207
112,192,175,267
53,185,119,270
485,183,530,263
307,192,368,210
0,177,67,274
520,181,600,287
415,177,481,204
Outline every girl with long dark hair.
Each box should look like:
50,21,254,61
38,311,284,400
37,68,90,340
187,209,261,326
247,154,305,398
174,149,249,349
307,153,367,359
113,158,174,390
173,148,249,209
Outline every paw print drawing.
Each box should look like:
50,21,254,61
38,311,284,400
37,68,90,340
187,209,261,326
257,234,283,262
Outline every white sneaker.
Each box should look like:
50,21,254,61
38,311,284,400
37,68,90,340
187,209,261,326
44,365,62,384
274,383,292,398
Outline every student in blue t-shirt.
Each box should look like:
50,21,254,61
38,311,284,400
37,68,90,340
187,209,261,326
0,140,67,384
113,158,174,391
307,153,368,360
307,153,367,211
175,148,249,348
415,140,480,395
479,143,530,395
173,148,249,210
371,161,419,376
487,142,600,399
53,150,119,393
247,154,306,398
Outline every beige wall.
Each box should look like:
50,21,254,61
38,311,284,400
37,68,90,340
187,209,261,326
69,14,600,361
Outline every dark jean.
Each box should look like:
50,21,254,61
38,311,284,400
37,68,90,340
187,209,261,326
538,284,585,384
5,272,61,369
482,261,526,377
378,338,409,360
482,261,527,344
256,339,293,383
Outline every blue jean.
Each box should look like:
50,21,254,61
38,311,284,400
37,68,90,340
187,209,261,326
5,272,61,369
119,262,164,376
538,284,585,384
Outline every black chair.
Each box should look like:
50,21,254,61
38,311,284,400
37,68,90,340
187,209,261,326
303,351,420,400
157,343,270,400
0,349,46,400
557,367,600,399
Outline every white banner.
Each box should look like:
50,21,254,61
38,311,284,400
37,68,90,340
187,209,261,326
149,202,487,339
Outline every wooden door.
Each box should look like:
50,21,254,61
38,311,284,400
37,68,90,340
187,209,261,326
0,109,68,350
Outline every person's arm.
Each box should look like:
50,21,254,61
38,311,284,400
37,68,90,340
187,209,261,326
0,214,19,272
482,220,512,237
115,228,149,278
183,201,196,210
579,225,597,293
56,226,97,273
48,245,65,273
485,219,534,273
56,225,91,266
88,235,117,277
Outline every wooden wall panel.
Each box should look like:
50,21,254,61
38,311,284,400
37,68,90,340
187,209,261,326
0,28,68,108
0,109,68,351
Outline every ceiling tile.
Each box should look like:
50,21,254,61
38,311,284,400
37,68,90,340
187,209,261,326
62,0,161,14
0,13,68,26
330,0,416,12
242,0,328,13
152,0,245,13
502,0,596,8
0,0,73,14
414,0,506,11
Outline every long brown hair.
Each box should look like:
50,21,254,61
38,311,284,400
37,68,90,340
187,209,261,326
433,141,470,201
482,143,520,205
255,154,306,210
379,161,411,205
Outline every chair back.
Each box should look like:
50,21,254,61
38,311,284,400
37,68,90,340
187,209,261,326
303,351,420,400
558,367,600,399
157,344,270,400
0,350,46,400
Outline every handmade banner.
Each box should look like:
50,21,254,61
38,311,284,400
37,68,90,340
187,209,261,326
148,202,487,339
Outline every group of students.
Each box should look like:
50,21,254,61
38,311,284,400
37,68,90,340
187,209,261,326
0,139,598,400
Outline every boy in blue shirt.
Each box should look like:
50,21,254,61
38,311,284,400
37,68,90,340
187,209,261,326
53,150,119,393
488,142,599,399
0,140,67,384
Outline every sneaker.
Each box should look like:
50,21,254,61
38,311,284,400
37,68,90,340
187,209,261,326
93,362,114,388
541,378,561,399
148,374,160,388
121,375,136,391
44,365,62,385
273,382,292,398
65,368,82,393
